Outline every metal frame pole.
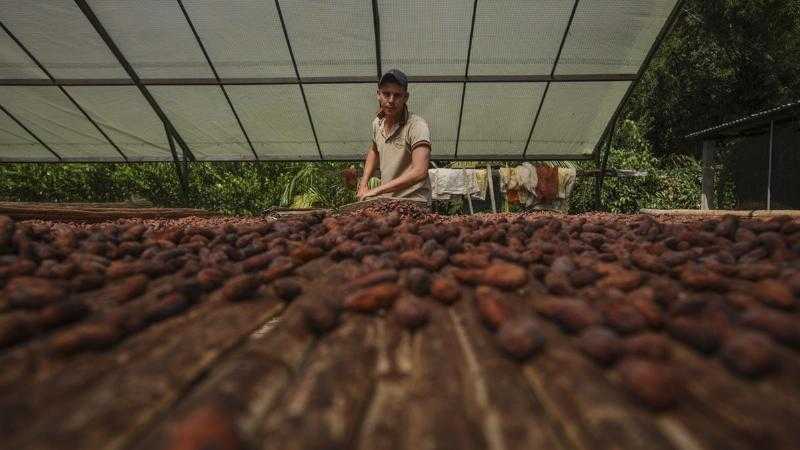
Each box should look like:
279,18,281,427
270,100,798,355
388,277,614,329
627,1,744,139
486,164,497,213
767,120,774,210
453,0,479,160
593,123,616,209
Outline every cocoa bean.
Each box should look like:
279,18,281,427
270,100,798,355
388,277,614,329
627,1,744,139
679,266,727,291
143,293,191,324
496,317,546,360
240,251,277,272
0,312,37,348
737,263,780,281
753,279,796,310
450,252,490,268
260,257,295,282
631,251,666,273
666,316,723,353
196,268,226,291
739,308,800,347
576,326,623,366
218,274,261,302
597,270,642,291
391,295,430,330
163,403,244,450
715,215,739,239
50,322,122,355
720,332,777,378
272,278,302,302
481,262,528,290
475,286,510,330
302,301,338,334
350,269,399,289
544,271,574,295
344,283,400,313
534,297,602,333
623,333,671,360
617,358,678,410
0,215,13,254
406,268,431,296
569,267,600,288
430,276,461,304
5,276,65,309
70,273,106,293
38,300,89,330
602,303,648,334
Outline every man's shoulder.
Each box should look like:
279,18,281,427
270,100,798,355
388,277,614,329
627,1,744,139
406,112,428,127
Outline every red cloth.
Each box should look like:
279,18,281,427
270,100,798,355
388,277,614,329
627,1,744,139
535,165,559,203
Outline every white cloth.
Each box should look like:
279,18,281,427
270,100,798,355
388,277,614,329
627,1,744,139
428,168,487,200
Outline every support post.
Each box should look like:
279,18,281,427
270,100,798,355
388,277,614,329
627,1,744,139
767,120,774,210
166,125,188,203
701,140,715,210
486,164,497,213
593,126,615,210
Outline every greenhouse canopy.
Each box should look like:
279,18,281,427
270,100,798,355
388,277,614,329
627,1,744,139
0,0,680,163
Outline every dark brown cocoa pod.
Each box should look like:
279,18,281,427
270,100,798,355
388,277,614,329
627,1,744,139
0,312,37,348
349,269,399,289
430,276,461,304
391,295,430,330
496,317,546,360
720,332,778,378
37,300,90,330
272,278,302,302
602,303,648,335
753,279,796,310
162,403,245,450
576,326,623,366
739,308,800,348
406,268,431,296
666,316,723,353
623,333,671,360
344,283,400,313
617,358,678,410
49,322,122,355
5,276,65,309
481,262,528,290
475,286,510,330
218,274,261,302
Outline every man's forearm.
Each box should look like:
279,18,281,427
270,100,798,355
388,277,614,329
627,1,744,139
359,147,378,188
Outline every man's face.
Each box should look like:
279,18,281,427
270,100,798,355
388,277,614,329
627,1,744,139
377,82,408,117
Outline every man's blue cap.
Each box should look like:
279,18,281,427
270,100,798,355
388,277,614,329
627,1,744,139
379,69,408,88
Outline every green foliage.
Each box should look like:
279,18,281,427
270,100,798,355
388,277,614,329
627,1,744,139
569,120,702,214
0,161,357,215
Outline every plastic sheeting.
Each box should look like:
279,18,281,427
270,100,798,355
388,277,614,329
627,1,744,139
458,82,546,157
470,0,573,76
148,86,252,160
0,108,57,161
0,0,128,79
527,81,631,156
0,0,679,162
65,86,173,161
379,0,472,76
0,86,122,160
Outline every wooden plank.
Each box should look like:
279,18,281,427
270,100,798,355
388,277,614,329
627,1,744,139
448,299,572,450
130,302,316,449
1,297,284,450
258,313,379,450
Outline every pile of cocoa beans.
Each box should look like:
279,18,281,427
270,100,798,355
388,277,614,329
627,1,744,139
1,206,799,411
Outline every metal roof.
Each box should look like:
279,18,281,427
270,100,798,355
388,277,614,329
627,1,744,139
686,100,800,141
1,0,682,163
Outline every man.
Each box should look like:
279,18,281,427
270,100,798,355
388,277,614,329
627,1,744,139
356,69,432,203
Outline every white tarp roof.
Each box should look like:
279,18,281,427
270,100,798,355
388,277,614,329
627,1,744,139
0,0,680,162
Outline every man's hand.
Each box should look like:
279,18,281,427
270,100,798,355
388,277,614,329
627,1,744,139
358,186,381,201
357,182,369,200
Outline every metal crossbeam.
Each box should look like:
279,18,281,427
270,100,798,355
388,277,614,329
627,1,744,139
176,0,258,161
73,0,196,162
274,0,323,161
453,0,480,159
0,21,128,161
